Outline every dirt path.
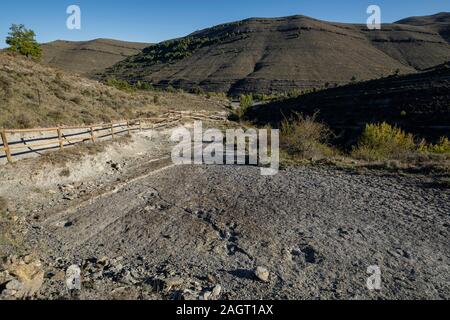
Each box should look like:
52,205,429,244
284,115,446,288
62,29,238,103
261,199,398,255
26,162,449,300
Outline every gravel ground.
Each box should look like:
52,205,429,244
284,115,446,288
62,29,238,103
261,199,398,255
22,163,449,300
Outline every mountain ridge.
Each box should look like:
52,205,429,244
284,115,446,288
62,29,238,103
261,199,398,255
101,12,450,95
396,12,450,43
396,12,450,25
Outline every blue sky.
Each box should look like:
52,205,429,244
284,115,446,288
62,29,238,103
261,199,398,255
0,0,448,47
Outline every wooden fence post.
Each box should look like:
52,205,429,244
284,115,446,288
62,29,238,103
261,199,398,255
127,120,131,135
90,126,96,143
1,128,13,163
139,119,143,132
111,123,115,140
57,127,64,150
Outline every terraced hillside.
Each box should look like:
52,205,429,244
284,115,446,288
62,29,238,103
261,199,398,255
102,13,450,95
42,39,150,76
396,12,450,42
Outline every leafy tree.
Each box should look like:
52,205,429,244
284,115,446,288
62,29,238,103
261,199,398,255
6,24,42,59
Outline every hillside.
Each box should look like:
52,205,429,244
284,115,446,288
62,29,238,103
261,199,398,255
42,39,150,76
0,52,227,129
396,12,450,25
245,62,450,144
396,12,450,42
102,13,450,95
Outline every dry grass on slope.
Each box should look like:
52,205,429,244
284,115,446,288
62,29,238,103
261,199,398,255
0,52,227,129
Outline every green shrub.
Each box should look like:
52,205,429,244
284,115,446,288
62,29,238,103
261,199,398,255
237,93,253,118
135,81,154,91
108,79,156,92
239,93,253,108
253,93,273,102
419,137,450,154
190,86,205,95
287,88,302,99
107,78,136,92
352,122,415,161
280,113,334,159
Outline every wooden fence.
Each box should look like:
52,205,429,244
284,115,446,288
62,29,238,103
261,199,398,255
0,110,226,163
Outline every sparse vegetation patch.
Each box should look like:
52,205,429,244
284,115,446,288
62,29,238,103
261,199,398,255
280,113,335,160
0,52,227,129
352,123,415,161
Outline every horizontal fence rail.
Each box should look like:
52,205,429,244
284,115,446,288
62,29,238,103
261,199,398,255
0,110,226,163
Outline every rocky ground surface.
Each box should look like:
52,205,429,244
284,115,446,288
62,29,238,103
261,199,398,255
1,148,449,299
